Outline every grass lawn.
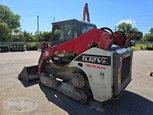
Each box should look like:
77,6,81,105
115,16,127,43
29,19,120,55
131,44,153,50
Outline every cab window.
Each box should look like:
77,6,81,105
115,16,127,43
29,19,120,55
81,25,95,34
52,22,78,43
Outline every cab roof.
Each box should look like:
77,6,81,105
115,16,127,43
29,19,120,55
52,19,97,27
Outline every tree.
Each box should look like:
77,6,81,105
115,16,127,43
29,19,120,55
142,28,153,42
0,4,20,30
34,31,52,42
54,29,61,41
0,22,11,41
41,31,51,41
117,22,142,40
117,22,138,34
0,4,21,41
35,31,43,42
117,22,132,34
13,28,21,35
149,28,153,34
131,33,143,41
22,30,36,42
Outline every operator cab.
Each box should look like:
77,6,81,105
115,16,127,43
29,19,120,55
51,19,97,44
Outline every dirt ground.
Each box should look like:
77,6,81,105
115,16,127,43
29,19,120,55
0,51,153,115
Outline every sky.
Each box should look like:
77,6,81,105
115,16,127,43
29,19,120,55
1,0,153,35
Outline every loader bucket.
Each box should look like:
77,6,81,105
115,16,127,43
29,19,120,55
18,65,39,82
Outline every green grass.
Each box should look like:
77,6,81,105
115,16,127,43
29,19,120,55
131,44,153,50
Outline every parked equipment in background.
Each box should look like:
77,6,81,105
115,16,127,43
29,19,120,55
0,45,9,52
9,44,25,52
0,43,25,52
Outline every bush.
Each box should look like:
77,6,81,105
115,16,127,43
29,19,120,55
145,46,153,50
25,42,39,51
140,46,143,50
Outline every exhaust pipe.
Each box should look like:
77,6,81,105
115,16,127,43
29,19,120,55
18,65,39,82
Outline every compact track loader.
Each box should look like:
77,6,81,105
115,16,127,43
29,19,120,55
18,19,142,103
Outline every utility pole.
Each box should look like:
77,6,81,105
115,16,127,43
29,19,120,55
53,17,55,22
114,26,117,31
37,15,40,42
37,15,39,33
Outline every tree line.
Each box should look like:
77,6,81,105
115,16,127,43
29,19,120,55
0,4,153,42
0,4,52,42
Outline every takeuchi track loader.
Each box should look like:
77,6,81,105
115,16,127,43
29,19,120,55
18,19,142,103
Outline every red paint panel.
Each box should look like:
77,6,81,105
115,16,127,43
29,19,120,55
38,28,113,75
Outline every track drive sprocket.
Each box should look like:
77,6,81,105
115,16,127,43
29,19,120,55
72,73,85,88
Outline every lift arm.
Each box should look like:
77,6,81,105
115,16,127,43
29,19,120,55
38,28,114,76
